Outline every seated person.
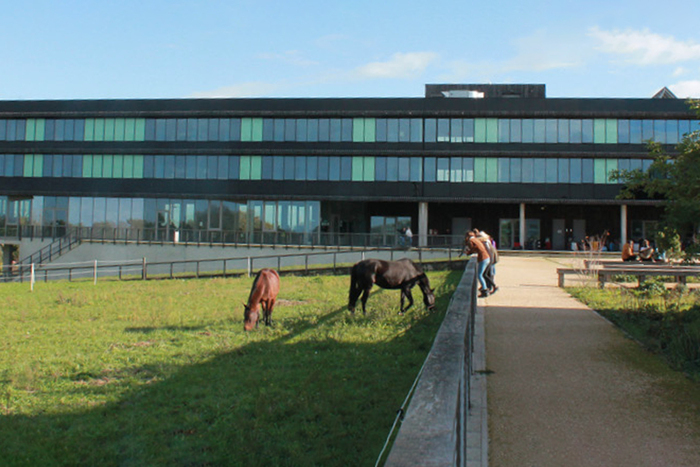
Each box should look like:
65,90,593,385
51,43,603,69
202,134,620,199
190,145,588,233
638,239,655,261
621,240,637,261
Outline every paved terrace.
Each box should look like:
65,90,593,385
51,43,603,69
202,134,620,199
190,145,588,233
484,255,700,467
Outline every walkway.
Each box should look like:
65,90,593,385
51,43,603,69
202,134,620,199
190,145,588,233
484,255,700,467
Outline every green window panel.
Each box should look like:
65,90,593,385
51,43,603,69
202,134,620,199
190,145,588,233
486,158,498,182
240,156,252,179
114,119,126,141
351,157,364,181
23,154,33,177
606,159,618,184
593,119,606,144
124,118,136,141
93,155,104,177
352,118,365,142
593,159,607,183
83,155,93,177
486,119,498,143
474,119,487,143
123,155,134,178
250,155,262,179
33,154,43,177
25,119,45,141
133,155,144,178
25,120,35,141
251,118,263,142
241,118,253,141
103,155,114,178
84,119,95,141
363,156,375,181
103,119,116,141
605,119,617,144
35,119,45,141
113,155,123,178
474,157,487,182
94,119,105,141
364,118,376,142
134,119,146,141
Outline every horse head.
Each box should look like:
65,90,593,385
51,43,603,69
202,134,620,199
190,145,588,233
243,302,259,331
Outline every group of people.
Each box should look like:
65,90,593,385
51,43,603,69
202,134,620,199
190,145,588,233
621,238,664,262
462,229,498,298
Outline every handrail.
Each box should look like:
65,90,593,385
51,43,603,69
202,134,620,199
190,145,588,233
384,258,478,466
18,234,82,265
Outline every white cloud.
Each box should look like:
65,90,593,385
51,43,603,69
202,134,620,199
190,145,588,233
669,80,700,98
190,82,281,98
355,52,438,79
673,67,687,77
589,27,700,65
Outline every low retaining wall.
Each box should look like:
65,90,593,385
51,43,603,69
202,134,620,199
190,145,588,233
385,258,483,466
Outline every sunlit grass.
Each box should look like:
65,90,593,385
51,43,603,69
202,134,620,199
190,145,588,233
0,270,460,466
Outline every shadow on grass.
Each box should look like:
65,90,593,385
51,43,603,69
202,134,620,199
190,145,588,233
0,272,461,467
124,325,209,334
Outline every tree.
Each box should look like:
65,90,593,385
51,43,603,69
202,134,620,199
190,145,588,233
613,100,700,260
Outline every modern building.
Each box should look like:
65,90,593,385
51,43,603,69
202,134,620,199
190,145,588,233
0,84,696,265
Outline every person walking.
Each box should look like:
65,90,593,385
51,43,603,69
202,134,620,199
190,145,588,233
474,229,498,294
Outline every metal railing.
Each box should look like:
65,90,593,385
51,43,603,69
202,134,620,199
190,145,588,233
384,258,478,466
19,234,81,265
1,245,467,285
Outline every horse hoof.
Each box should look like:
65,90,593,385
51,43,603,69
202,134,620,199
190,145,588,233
398,311,404,316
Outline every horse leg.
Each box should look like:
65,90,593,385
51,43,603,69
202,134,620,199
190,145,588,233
348,278,362,313
400,287,414,315
266,299,275,326
360,285,372,315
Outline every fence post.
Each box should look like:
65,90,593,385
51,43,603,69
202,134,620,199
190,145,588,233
247,257,252,277
278,256,281,272
30,263,35,292
93,260,98,285
333,253,337,273
305,255,309,275
142,257,147,280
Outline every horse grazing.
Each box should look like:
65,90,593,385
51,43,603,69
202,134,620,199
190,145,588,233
243,268,280,331
348,258,435,315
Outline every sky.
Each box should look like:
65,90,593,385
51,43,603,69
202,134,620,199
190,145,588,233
2,0,700,100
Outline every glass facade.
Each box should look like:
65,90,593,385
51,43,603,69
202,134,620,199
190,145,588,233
2,117,698,145
0,153,647,185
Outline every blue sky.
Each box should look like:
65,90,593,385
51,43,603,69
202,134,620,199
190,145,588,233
2,0,700,100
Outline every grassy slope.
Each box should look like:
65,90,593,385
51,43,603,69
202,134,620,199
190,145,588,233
0,271,460,466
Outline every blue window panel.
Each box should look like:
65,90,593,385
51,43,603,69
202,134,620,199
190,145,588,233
307,119,319,142
330,119,343,142
229,119,241,141
145,119,157,140
387,119,399,143
410,119,422,142
196,156,207,179
654,120,666,144
165,119,177,141
618,158,629,176
533,120,546,143
0,120,6,140
569,120,582,144
284,157,295,180
42,155,53,177
164,156,176,179
175,155,186,179
510,159,521,183
386,157,398,182
463,119,474,143
521,119,534,143
261,156,273,180
617,120,630,144
678,120,691,138
629,120,642,144
629,159,642,171
437,119,450,142
176,118,187,141
450,157,462,182
423,157,436,182
274,119,285,142
521,159,534,183
424,119,437,143
375,157,387,181
557,119,569,143
273,156,284,180
510,120,522,143
143,156,155,178
295,156,306,180
436,158,449,182
207,119,219,141
451,119,463,143
581,120,594,143
282,119,295,142
642,120,654,141
666,120,679,145
217,156,228,180
409,158,421,181
534,158,546,183
306,156,318,181
262,118,274,141
545,119,557,143
582,159,594,183
317,156,329,180
64,120,75,141
498,158,510,182
228,156,240,179
186,155,197,179
545,159,557,183
340,157,352,181
558,158,569,183
498,119,510,143
296,119,308,142
318,119,331,142
341,119,353,142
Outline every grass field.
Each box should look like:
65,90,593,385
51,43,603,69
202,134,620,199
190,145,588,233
0,270,461,466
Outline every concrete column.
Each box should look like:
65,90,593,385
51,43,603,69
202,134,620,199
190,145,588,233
620,204,628,244
418,202,428,247
519,203,526,248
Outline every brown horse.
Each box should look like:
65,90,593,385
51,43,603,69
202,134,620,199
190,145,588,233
348,258,435,315
243,268,280,331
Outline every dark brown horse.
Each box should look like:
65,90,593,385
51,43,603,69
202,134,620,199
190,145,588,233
243,268,280,331
348,258,435,315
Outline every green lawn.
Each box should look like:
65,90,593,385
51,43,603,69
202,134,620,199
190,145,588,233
0,270,461,466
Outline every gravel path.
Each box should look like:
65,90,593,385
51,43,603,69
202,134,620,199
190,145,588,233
484,255,700,467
